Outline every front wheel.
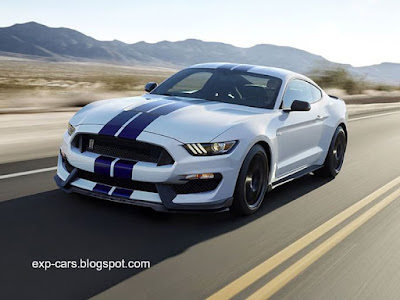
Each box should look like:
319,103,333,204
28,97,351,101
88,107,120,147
231,144,268,215
315,126,347,178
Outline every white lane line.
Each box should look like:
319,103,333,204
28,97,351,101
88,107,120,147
349,110,400,122
0,166,57,180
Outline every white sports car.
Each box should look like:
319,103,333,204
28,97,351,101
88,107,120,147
55,63,347,215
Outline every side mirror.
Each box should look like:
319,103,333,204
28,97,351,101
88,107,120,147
283,100,311,112
145,82,158,92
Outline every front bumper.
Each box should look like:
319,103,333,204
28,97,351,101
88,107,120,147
54,174,232,212
55,126,244,211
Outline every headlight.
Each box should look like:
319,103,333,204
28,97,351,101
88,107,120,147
67,122,75,135
184,141,237,156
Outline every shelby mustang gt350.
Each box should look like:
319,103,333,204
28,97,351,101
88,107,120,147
55,63,347,215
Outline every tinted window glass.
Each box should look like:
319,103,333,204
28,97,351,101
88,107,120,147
152,68,283,109
310,84,322,102
282,79,315,108
169,72,212,93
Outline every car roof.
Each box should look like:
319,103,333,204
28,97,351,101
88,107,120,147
188,62,308,82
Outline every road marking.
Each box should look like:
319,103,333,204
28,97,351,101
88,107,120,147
207,175,400,300
349,110,400,122
248,187,400,300
0,166,57,180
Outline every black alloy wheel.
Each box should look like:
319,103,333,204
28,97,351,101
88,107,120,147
315,126,347,178
231,144,268,215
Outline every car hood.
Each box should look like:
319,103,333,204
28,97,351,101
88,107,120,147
71,95,269,143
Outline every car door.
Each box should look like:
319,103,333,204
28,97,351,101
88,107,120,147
275,79,325,178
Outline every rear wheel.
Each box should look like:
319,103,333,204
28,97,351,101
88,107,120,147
315,126,347,178
231,145,268,215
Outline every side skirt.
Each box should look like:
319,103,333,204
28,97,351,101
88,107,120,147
270,165,322,189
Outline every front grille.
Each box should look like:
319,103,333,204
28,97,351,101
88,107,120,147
172,178,222,194
77,169,158,193
73,134,174,165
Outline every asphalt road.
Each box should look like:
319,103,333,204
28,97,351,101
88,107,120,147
1,111,400,300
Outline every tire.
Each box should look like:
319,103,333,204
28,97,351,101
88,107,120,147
315,126,347,178
231,144,268,215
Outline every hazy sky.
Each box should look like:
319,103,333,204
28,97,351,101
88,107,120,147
1,0,399,66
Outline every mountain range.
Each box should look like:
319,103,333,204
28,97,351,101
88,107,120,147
0,22,399,84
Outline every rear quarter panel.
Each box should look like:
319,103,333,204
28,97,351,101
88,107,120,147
316,93,348,165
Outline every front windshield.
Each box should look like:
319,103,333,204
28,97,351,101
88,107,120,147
151,68,283,109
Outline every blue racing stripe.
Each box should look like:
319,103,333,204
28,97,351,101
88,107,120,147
132,99,174,112
99,99,174,136
112,188,133,198
118,113,158,140
217,63,239,70
149,100,190,115
98,110,140,136
94,156,114,176
232,64,254,72
113,160,136,179
93,184,112,194
118,101,192,139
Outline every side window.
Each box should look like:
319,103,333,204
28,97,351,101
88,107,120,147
282,79,313,108
310,84,322,102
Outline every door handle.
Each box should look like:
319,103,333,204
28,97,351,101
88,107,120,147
316,115,324,120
